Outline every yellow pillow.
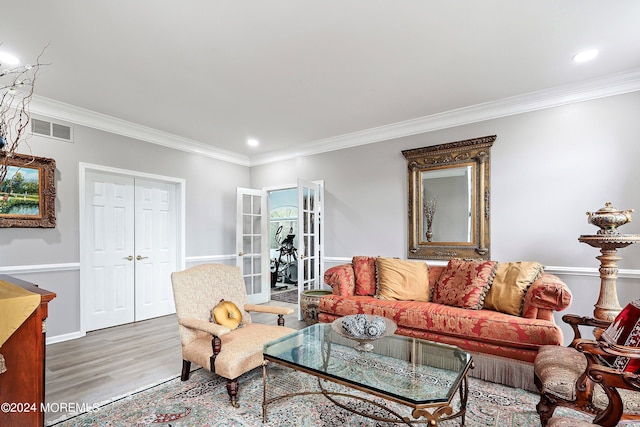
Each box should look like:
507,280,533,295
484,262,543,316
212,299,243,330
375,257,430,301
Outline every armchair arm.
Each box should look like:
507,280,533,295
563,314,612,345
576,340,640,427
588,363,640,427
576,339,640,362
522,273,572,321
323,263,356,296
244,303,294,316
179,317,231,337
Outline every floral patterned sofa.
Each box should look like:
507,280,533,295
318,256,572,391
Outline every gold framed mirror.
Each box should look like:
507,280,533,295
402,135,495,260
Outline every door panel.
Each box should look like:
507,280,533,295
134,179,177,321
297,179,324,320
85,172,135,331
237,188,270,304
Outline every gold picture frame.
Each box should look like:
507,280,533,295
402,135,495,260
0,152,56,228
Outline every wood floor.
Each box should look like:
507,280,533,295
44,300,305,425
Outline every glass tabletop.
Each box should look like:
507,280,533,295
263,322,472,405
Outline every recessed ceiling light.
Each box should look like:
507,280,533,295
247,138,259,147
573,49,599,63
0,51,20,66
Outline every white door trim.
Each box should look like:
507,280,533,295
79,162,186,335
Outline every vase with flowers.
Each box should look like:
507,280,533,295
424,196,437,242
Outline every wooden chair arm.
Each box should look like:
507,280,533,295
585,363,640,426
587,363,640,391
562,314,612,344
576,339,640,360
178,318,231,337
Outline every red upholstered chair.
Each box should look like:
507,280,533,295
171,264,295,407
534,304,640,426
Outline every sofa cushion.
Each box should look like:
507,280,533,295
484,262,543,316
318,294,564,354
353,256,377,296
601,298,640,372
375,257,430,302
432,258,497,309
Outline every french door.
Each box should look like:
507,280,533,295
237,181,324,313
82,169,179,331
236,188,270,304
297,179,324,319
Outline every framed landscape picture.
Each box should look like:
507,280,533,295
0,152,56,228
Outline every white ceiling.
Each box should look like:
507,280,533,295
3,1,640,165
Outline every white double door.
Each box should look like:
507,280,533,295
83,170,178,332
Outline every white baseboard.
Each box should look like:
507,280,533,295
47,330,85,345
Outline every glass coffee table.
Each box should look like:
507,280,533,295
262,322,473,425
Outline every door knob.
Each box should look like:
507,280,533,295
238,252,244,256
136,255,149,260
123,256,133,261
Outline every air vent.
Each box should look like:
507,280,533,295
31,117,73,142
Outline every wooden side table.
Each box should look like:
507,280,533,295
0,275,56,427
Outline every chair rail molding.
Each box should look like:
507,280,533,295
2,260,639,280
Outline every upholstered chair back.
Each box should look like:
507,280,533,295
171,264,252,347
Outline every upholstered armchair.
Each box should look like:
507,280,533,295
171,263,295,407
535,313,640,426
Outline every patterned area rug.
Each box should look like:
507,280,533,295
270,289,298,304
50,365,597,427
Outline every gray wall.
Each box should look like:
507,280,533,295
251,91,640,344
3,90,639,345
0,124,249,338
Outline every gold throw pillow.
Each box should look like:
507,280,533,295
212,299,243,330
375,257,430,301
484,262,543,316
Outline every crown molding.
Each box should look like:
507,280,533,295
28,96,251,166
26,68,640,167
249,68,640,166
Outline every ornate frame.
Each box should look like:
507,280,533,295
402,135,495,260
0,152,56,228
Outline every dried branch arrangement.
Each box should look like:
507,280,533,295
0,45,49,203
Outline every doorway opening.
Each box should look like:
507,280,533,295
268,188,299,303
238,179,323,317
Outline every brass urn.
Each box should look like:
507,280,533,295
586,202,634,235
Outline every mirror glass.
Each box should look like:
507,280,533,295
402,135,495,260
421,164,474,243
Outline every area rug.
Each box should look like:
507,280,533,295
50,365,601,427
270,289,298,304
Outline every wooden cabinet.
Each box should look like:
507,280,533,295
0,275,56,427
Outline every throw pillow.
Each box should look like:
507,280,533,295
375,257,430,301
353,256,377,296
212,299,243,330
601,299,640,372
432,258,498,309
484,262,544,316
